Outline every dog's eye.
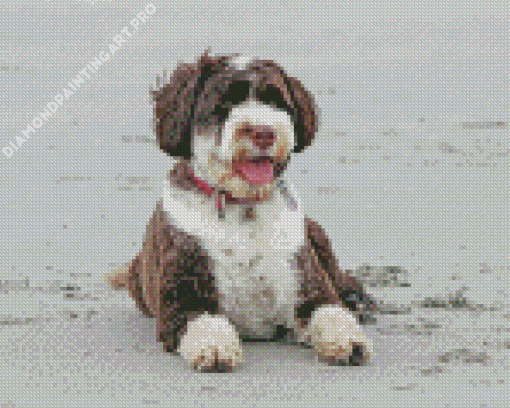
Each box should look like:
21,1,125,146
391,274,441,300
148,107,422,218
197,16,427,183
257,86,289,112
211,81,251,121
222,80,251,106
213,104,230,120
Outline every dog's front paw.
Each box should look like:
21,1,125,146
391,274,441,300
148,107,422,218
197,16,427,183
304,305,373,366
178,313,243,372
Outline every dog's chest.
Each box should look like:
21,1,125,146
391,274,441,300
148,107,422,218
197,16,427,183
163,184,305,338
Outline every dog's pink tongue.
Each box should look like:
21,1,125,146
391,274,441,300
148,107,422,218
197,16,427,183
236,161,274,185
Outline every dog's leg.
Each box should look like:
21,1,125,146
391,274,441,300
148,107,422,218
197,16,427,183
296,304,373,365
124,255,155,318
177,312,243,372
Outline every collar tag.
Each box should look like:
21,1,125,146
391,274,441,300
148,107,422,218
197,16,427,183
216,192,226,219
276,179,298,212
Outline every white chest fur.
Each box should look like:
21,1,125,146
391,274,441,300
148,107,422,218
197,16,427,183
162,180,305,338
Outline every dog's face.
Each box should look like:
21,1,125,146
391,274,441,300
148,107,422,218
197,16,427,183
152,51,319,200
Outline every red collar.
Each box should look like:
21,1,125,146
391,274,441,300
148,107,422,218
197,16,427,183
187,168,266,213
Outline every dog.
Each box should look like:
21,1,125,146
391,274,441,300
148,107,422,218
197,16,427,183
106,51,377,372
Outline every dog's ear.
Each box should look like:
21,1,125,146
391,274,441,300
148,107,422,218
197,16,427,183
152,51,224,158
285,74,320,153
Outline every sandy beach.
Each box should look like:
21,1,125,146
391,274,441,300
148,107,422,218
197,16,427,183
1,1,508,406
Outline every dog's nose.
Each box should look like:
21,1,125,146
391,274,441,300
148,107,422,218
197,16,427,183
247,125,275,150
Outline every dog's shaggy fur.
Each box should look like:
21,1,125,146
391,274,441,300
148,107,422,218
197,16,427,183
107,51,376,372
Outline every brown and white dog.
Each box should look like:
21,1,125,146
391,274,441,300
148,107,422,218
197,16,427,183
107,51,376,372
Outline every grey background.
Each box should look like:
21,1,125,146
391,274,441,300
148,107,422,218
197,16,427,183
0,0,508,407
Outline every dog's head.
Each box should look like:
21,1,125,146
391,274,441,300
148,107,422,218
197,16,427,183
152,51,319,200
